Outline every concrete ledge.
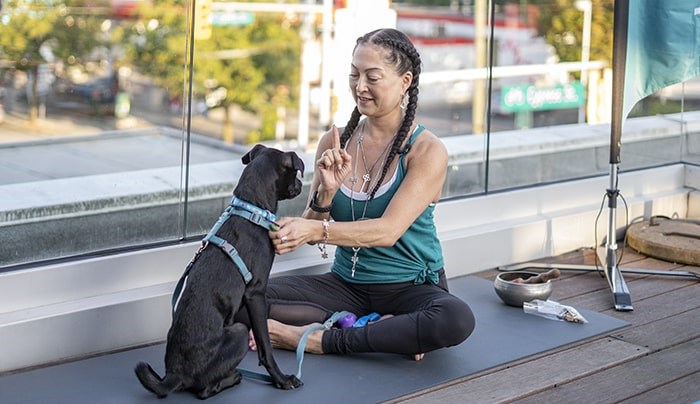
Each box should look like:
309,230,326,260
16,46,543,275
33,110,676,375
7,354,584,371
0,283,173,373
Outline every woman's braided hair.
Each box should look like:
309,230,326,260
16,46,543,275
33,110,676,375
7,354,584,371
339,28,422,200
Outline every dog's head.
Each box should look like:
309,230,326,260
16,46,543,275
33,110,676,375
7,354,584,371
237,144,305,211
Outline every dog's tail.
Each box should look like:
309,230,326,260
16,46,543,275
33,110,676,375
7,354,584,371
134,361,182,398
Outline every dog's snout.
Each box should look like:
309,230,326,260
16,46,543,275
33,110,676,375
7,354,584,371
289,179,303,198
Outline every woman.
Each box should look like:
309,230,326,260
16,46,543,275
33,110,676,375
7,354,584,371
257,28,474,360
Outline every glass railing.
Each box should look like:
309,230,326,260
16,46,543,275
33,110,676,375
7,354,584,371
1,0,697,268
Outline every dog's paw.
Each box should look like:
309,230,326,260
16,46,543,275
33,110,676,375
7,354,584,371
274,374,303,390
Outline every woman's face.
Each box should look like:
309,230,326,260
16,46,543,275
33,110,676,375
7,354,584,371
349,43,412,118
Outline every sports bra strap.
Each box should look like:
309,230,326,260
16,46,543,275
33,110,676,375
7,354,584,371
408,124,425,146
400,124,425,157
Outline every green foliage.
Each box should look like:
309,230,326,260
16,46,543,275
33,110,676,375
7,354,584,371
0,0,106,118
535,0,613,66
192,23,266,112
259,103,277,141
123,0,189,100
0,0,104,70
246,129,262,144
124,2,301,116
250,15,301,106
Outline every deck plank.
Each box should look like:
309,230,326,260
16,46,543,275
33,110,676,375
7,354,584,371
599,282,700,324
615,372,700,404
509,338,700,404
563,274,697,313
389,338,648,403
612,307,700,352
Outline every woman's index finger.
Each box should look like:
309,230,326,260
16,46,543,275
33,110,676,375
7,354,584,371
331,125,341,150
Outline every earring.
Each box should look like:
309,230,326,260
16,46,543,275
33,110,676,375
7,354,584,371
400,92,409,110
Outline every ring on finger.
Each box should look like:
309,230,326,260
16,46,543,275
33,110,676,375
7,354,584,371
280,236,288,243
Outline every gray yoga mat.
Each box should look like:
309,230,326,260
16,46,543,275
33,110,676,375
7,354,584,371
0,276,628,403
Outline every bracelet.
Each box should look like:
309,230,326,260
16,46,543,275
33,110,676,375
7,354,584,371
318,219,329,259
309,190,333,213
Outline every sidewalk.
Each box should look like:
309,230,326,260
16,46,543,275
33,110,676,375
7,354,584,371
0,99,266,146
0,110,127,144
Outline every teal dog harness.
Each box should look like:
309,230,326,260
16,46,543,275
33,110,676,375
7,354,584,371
171,196,278,313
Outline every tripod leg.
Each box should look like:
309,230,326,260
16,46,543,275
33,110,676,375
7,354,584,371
599,246,633,311
499,262,700,279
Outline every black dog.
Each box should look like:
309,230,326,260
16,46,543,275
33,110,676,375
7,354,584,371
135,144,305,399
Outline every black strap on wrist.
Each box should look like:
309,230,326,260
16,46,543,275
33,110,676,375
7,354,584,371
309,190,333,213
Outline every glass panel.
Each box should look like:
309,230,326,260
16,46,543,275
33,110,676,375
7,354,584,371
0,0,195,267
628,82,700,167
394,1,491,197
183,1,310,238
676,80,700,165
480,1,607,191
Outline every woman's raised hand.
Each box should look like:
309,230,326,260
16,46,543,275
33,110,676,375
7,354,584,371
317,125,352,192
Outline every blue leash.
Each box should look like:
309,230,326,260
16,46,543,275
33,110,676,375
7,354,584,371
240,311,353,383
294,311,353,379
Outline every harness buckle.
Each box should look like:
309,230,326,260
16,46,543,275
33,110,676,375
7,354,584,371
224,243,240,258
248,213,264,226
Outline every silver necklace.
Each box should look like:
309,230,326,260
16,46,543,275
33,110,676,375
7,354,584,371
358,123,394,194
348,121,396,277
351,121,394,190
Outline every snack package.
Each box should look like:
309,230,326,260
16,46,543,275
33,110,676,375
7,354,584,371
523,299,588,324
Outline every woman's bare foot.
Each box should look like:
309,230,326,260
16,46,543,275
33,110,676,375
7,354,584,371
248,329,257,351
248,319,325,354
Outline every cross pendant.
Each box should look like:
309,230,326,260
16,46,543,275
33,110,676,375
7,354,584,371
351,248,360,277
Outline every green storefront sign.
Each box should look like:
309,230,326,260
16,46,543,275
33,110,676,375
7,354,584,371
501,82,585,113
211,11,255,26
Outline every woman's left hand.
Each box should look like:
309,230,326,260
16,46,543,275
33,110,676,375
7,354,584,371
269,217,313,255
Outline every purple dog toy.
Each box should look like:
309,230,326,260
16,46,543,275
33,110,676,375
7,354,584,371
336,313,357,329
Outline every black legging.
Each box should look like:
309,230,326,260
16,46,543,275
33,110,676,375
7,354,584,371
264,271,475,355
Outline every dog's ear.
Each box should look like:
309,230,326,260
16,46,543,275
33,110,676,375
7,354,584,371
242,144,267,165
284,152,305,174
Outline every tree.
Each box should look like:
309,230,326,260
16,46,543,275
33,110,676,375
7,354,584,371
125,0,301,143
0,0,104,121
534,0,613,68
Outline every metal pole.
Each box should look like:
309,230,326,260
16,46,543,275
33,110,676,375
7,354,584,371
575,0,592,123
472,0,486,134
602,0,632,311
318,0,333,128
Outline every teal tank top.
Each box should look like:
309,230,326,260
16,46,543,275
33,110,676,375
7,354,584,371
330,124,444,285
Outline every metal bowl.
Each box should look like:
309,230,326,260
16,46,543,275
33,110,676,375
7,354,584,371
494,271,553,307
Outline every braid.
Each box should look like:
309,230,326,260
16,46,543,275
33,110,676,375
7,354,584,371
362,29,422,200
340,107,362,148
368,85,418,199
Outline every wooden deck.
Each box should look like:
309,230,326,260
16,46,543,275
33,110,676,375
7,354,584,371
391,247,700,403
